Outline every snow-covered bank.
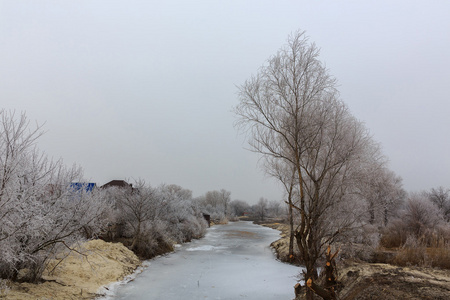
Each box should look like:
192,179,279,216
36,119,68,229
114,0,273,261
96,261,150,300
2,240,140,300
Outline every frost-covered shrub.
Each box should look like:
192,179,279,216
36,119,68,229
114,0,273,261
0,173,110,281
403,194,444,238
194,189,231,223
198,203,226,223
380,218,409,248
0,111,110,282
381,194,446,248
163,187,207,242
106,182,207,259
130,220,174,258
426,187,450,222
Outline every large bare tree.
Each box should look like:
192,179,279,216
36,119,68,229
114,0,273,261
235,31,384,299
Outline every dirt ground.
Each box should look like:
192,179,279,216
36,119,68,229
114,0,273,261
260,222,450,300
0,240,141,300
335,260,450,300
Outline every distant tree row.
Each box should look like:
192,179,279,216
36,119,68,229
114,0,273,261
193,190,287,223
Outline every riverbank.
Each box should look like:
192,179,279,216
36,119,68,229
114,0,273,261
259,221,450,299
255,221,301,265
1,240,141,299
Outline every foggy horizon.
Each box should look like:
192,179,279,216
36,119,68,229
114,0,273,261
1,1,449,204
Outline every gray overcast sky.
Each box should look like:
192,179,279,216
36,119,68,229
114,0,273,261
1,1,449,203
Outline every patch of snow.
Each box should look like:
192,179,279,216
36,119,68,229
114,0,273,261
96,261,150,299
186,245,227,251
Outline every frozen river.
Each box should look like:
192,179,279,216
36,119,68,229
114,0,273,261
105,221,301,300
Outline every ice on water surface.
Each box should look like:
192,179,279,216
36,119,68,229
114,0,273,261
100,221,301,300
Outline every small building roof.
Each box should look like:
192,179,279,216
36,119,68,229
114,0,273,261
100,180,132,189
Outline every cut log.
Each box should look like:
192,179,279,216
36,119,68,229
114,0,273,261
306,278,334,300
294,282,302,297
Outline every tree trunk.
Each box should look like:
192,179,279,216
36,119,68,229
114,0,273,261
304,260,318,300
369,201,375,224
305,246,339,300
288,190,295,260
289,203,295,260
383,205,389,227
131,221,141,250
287,167,296,261
296,229,318,300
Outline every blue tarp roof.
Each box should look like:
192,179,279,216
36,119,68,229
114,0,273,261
70,182,96,192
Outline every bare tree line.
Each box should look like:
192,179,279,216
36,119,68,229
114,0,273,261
234,30,450,299
0,110,208,283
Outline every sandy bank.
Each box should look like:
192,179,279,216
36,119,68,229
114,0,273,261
258,222,301,264
2,240,140,300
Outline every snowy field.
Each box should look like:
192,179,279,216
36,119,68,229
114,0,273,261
100,221,302,300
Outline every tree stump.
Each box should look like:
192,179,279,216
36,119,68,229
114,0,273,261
305,245,339,300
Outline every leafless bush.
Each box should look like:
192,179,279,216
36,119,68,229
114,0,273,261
338,224,380,262
426,187,450,222
392,235,427,267
404,194,443,239
381,193,446,248
0,111,110,282
194,189,231,223
130,220,174,258
378,192,450,269
106,181,207,259
380,218,409,248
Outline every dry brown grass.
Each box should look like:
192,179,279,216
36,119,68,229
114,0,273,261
392,246,426,267
380,221,450,269
388,245,450,270
427,247,450,269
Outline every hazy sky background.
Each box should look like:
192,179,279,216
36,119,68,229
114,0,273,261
1,1,449,203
